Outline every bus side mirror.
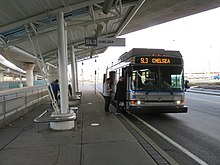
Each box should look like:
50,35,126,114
126,66,132,77
184,80,190,89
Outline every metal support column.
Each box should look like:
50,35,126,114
69,46,80,100
50,11,75,130
75,58,79,92
71,46,76,98
57,11,68,114
0,70,4,81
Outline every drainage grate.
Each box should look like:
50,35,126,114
117,115,171,165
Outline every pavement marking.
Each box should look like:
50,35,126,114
91,123,99,126
187,97,220,104
133,114,208,165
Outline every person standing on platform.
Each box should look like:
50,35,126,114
103,78,112,113
114,76,126,114
68,84,72,97
50,79,60,102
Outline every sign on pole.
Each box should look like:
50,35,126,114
85,37,97,46
97,37,125,46
85,37,125,47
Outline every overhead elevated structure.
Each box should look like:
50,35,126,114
0,60,25,81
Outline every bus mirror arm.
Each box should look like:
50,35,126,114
184,80,190,89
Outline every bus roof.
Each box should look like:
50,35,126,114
119,48,182,62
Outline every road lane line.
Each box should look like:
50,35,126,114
186,97,220,104
133,114,208,165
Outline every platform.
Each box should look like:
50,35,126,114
0,84,160,165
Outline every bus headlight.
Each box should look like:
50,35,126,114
176,100,181,105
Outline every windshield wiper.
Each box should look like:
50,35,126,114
166,87,174,95
146,89,152,95
160,82,174,95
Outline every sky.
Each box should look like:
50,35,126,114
78,6,220,80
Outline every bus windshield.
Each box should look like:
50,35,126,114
131,65,184,92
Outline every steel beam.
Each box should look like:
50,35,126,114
0,0,103,33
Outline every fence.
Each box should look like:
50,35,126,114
0,85,49,127
0,80,46,91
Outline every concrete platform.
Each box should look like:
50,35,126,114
0,84,158,165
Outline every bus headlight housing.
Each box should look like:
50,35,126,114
137,100,141,105
176,100,181,105
176,100,184,105
130,100,141,105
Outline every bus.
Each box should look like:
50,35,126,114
106,48,188,113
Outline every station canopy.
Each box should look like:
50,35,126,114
0,0,220,71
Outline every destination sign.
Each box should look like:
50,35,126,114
97,37,125,46
85,37,125,47
135,57,182,65
85,37,97,46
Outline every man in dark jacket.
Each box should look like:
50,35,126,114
50,79,60,101
114,76,126,114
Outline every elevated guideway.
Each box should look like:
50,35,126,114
0,55,25,81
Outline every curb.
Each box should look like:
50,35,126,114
187,88,220,96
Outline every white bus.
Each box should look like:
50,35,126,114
106,48,188,113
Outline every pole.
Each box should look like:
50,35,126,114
94,70,96,93
57,11,68,114
71,46,77,98
75,59,79,92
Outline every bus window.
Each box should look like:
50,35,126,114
143,71,157,89
132,71,144,90
131,67,158,90
171,74,183,89
160,66,184,91
131,65,184,91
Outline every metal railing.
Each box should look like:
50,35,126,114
0,85,49,127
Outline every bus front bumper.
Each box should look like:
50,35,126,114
128,105,188,114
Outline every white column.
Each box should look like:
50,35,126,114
0,70,4,81
57,11,68,114
24,63,35,86
50,11,75,131
70,46,77,98
75,59,79,92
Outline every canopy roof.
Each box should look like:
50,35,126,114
0,0,220,71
